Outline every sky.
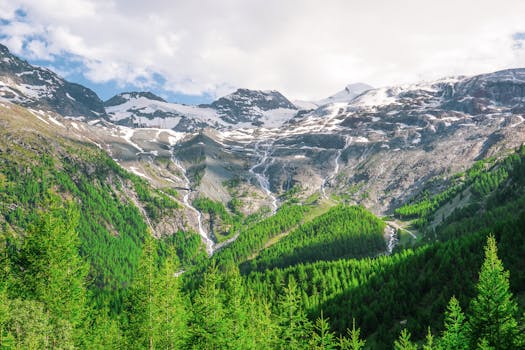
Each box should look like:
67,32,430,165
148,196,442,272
1,0,525,104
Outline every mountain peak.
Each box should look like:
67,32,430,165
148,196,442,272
344,82,373,93
318,82,373,105
104,91,166,107
0,43,105,119
204,88,297,124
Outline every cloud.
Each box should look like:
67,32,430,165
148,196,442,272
1,0,525,100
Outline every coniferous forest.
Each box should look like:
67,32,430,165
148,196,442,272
2,117,525,349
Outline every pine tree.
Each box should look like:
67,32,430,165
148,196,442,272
310,311,337,350
277,276,312,350
190,264,228,349
154,247,188,349
222,261,247,349
245,293,279,349
423,327,434,350
468,235,519,350
19,204,88,348
394,329,417,350
440,296,469,350
125,233,158,349
340,318,366,350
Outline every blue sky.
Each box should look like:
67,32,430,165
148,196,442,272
3,10,215,104
1,0,525,105
28,55,215,104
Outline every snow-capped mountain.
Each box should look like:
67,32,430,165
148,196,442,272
237,69,525,212
317,82,373,105
2,40,525,217
104,91,224,131
0,44,105,119
203,88,298,126
104,88,300,130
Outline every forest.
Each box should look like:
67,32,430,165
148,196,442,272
1,128,525,348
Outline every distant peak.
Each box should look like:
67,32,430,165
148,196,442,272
104,91,166,107
122,91,166,102
317,82,373,105
344,82,374,92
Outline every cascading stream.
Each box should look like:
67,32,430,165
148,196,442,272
385,225,398,255
249,140,278,214
171,154,214,255
320,136,351,198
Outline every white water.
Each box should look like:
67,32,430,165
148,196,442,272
320,136,351,198
385,225,398,255
249,141,278,213
171,155,214,255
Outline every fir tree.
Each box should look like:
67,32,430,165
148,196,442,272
155,247,188,349
468,235,519,350
441,296,469,350
394,329,417,350
340,318,366,350
125,233,158,349
18,204,88,348
310,311,337,350
222,261,247,349
423,327,434,350
190,264,228,350
277,276,312,350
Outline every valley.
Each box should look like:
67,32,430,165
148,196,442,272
1,42,525,349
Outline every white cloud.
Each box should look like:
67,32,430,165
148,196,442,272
1,0,525,100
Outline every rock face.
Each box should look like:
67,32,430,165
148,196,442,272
204,88,298,125
0,44,106,119
104,91,224,131
445,69,525,114
104,88,300,130
2,42,525,218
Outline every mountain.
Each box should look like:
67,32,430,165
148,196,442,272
204,88,298,126
104,91,222,131
316,82,373,105
2,44,525,349
0,44,106,119
104,88,300,130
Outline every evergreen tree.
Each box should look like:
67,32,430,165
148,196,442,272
190,264,228,349
82,307,122,350
394,329,417,350
125,233,158,349
155,247,188,350
423,327,434,350
440,296,469,350
245,294,279,349
222,262,247,349
7,299,52,349
468,236,519,350
310,311,337,350
18,204,88,348
277,276,312,349
340,318,366,350
0,230,11,347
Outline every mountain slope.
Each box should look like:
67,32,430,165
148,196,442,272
0,101,205,291
0,44,106,119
